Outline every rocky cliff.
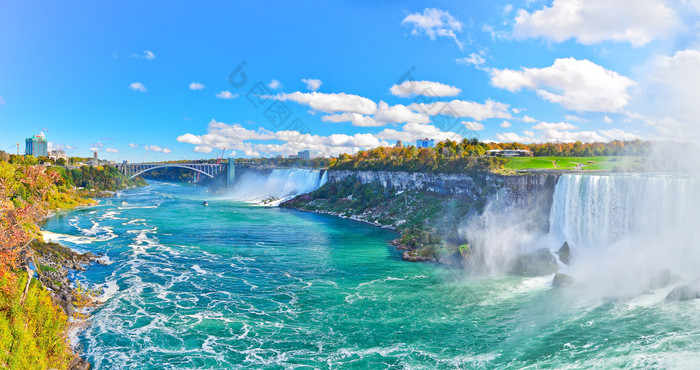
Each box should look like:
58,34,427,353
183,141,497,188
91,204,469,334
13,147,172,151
327,170,559,209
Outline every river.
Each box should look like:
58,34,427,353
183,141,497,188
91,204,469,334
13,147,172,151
42,179,700,368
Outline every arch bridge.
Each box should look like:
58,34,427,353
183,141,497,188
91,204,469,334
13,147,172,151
117,161,236,185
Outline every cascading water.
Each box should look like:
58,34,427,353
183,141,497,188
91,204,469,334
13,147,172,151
549,174,700,248
548,173,700,296
225,168,327,204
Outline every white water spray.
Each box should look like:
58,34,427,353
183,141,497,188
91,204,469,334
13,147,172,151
224,168,327,205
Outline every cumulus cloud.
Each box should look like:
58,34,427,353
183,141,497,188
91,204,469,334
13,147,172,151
268,79,282,89
216,90,238,99
144,145,171,153
375,122,462,143
105,148,119,153
128,143,138,148
390,80,461,98
490,58,634,112
302,78,322,91
521,115,536,123
409,99,511,121
322,113,382,127
129,82,147,92
402,8,464,50
189,82,206,90
500,120,512,128
463,121,484,131
275,92,377,115
512,0,679,46
532,121,578,130
374,101,430,124
177,119,467,157
456,52,486,67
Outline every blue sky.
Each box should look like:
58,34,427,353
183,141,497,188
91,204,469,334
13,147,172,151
1,0,700,161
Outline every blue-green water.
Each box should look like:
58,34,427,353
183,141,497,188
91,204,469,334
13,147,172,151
42,182,700,369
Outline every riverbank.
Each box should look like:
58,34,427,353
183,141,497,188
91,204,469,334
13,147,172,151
0,159,146,369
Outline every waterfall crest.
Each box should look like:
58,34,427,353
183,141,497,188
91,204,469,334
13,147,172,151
549,174,699,248
225,168,327,204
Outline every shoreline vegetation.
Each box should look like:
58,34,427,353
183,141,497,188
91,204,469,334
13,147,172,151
0,153,145,369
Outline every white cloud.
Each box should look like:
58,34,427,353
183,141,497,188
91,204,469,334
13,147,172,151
132,50,156,60
144,145,171,153
603,115,612,123
512,0,679,46
463,121,484,131
521,115,536,123
216,90,238,99
106,148,119,153
408,99,511,120
599,128,639,140
456,52,486,67
532,121,578,130
268,79,282,89
128,143,138,148
189,82,206,90
375,122,462,143
129,82,147,92
302,78,322,91
374,101,430,124
491,58,634,112
402,8,464,50
565,114,588,122
322,113,382,127
177,119,467,157
496,132,535,142
500,120,512,128
390,80,461,98
275,92,377,115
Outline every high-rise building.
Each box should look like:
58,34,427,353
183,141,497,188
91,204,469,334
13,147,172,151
92,151,98,166
25,134,48,157
297,150,317,160
416,138,434,148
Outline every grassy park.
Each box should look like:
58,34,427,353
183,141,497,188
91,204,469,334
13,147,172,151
503,156,644,171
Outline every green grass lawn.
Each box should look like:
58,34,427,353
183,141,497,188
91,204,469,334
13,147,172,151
503,156,643,171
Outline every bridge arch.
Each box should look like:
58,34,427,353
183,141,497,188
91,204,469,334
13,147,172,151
128,164,216,179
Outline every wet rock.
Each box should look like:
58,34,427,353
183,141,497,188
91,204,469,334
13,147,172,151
556,242,571,265
552,273,575,288
68,356,90,370
511,248,559,277
402,251,436,262
65,303,75,317
666,285,700,301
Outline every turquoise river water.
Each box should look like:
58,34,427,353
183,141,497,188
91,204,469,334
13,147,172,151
42,181,700,369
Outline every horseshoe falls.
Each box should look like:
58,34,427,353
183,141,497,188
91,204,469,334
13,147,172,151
43,175,700,369
223,168,327,204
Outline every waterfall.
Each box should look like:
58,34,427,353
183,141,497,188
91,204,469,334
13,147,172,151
549,174,699,249
548,173,700,295
225,168,328,204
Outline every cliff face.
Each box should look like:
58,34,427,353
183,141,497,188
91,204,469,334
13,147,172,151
327,170,559,208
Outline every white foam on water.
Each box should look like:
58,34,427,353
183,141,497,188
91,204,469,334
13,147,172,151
95,281,119,303
191,264,208,274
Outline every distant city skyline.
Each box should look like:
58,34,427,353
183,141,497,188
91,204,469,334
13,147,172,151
2,1,700,161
